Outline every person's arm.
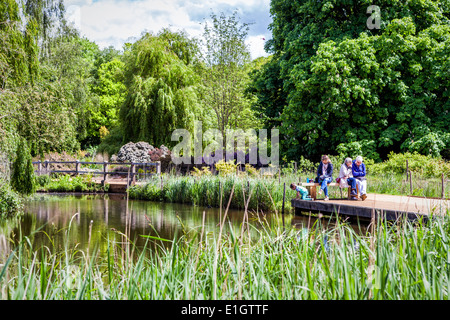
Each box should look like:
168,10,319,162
324,163,333,178
352,162,361,177
361,163,366,177
327,163,333,178
352,162,366,177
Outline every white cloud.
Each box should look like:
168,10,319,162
64,0,270,59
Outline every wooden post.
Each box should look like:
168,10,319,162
75,160,80,176
409,170,413,194
442,173,445,199
44,160,48,175
103,161,108,184
38,160,42,176
406,160,409,180
157,161,161,176
131,163,136,185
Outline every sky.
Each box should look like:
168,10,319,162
64,0,272,60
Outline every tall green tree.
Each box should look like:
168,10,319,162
253,0,450,161
200,11,261,136
119,29,203,147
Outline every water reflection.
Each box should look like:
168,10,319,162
2,194,369,258
14,194,282,253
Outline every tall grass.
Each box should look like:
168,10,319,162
128,175,288,213
2,205,450,299
128,171,448,217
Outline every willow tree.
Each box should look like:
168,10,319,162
119,29,203,147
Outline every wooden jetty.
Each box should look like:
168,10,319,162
291,193,449,221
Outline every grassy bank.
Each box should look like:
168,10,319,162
1,210,450,299
128,175,291,214
127,171,448,214
35,174,109,193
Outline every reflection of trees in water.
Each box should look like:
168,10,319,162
17,194,273,255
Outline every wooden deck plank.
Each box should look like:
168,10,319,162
292,193,449,221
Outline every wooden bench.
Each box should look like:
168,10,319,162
300,182,359,200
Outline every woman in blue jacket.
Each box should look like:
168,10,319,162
315,155,333,201
352,156,367,201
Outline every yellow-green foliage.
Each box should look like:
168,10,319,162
214,160,238,176
190,166,212,177
244,163,260,177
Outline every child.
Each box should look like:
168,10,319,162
290,183,311,200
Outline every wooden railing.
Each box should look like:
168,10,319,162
32,160,161,186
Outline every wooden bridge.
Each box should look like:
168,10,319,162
291,193,449,221
32,160,161,193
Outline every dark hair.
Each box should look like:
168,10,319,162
290,183,296,189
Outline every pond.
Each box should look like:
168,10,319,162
1,193,368,259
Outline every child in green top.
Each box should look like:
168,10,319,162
290,183,311,200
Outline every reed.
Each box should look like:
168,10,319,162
2,206,450,300
128,175,291,213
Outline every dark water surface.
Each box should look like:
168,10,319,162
1,193,367,258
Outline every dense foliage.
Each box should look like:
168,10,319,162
251,0,450,161
119,29,203,146
0,181,22,217
11,138,36,195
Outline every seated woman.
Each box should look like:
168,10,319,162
315,155,333,201
338,158,360,200
352,156,367,201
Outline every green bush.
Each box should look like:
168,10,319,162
11,138,36,195
369,152,450,178
36,174,51,187
0,181,23,217
97,126,124,156
42,174,108,193
336,139,381,162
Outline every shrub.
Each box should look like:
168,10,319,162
97,126,124,156
11,138,36,195
0,180,22,217
336,139,381,162
214,160,238,176
369,152,450,177
36,174,50,187
190,166,212,177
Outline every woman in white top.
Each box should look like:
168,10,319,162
338,158,359,199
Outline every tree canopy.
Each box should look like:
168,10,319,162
252,0,450,161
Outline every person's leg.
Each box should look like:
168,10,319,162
360,180,367,195
318,178,324,195
359,180,367,200
322,177,331,198
356,179,363,195
301,189,308,199
348,178,357,195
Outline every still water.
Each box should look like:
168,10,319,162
2,193,319,253
1,193,366,258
